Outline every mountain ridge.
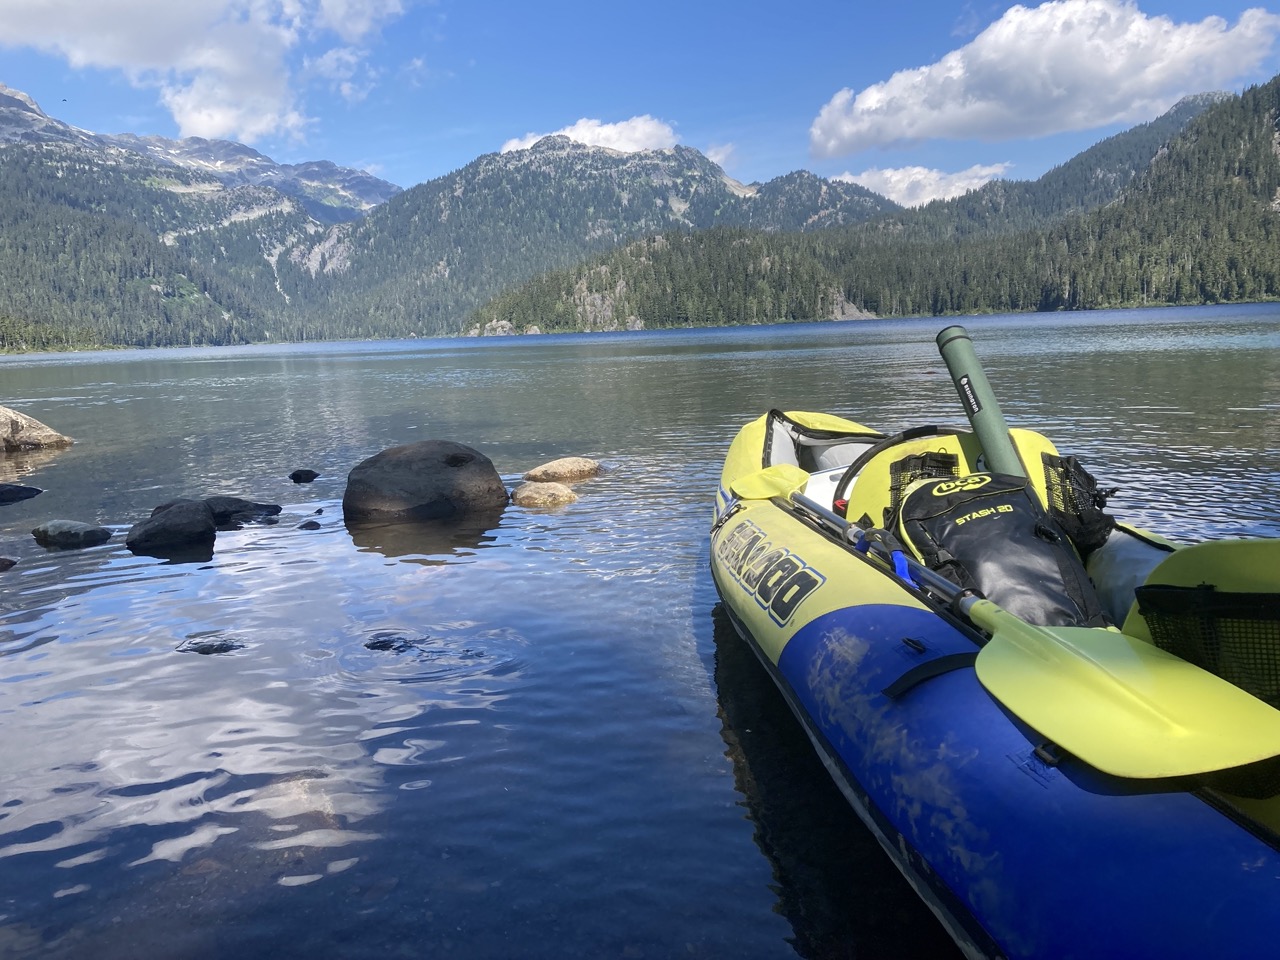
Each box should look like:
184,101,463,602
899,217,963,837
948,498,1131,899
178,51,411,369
0,82,400,222
0,79,1249,349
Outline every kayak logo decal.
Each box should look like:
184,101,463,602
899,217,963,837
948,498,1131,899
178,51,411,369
715,519,825,625
932,474,993,497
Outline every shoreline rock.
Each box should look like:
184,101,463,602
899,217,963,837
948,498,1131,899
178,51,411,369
0,405,73,453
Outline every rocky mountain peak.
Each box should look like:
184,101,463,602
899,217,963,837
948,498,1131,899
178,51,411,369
0,81,399,221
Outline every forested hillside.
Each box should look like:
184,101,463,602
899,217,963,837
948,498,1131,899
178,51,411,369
473,80,1280,332
0,145,275,348
0,79,1257,350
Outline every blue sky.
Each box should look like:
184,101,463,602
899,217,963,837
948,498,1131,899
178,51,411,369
3,1,1280,204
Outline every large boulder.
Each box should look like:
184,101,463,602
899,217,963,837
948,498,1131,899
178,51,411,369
343,440,509,524
0,405,73,453
126,499,216,556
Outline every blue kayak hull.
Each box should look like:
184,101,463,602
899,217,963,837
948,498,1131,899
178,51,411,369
716,582,1280,959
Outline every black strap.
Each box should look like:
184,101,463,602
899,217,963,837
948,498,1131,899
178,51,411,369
881,652,978,699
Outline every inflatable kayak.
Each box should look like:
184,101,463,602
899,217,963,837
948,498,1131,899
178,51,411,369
710,325,1280,959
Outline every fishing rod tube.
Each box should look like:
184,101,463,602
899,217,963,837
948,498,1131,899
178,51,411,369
935,325,1026,478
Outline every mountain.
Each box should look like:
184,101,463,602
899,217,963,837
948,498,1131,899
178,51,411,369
0,83,400,222
0,78,1255,350
277,135,901,338
471,83,1280,331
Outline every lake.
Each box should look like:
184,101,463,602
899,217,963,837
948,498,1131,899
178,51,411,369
1,305,1278,959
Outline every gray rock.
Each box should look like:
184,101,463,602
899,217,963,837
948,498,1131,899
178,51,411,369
522,457,601,483
297,519,322,530
343,440,509,523
511,481,578,506
127,500,216,554
31,520,112,548
0,558,15,571
201,496,282,525
0,405,73,452
290,469,320,484
0,483,42,505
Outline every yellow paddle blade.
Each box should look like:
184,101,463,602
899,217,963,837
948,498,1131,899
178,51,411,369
972,599,1280,779
729,463,810,501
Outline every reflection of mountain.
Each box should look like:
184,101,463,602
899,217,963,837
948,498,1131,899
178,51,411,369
711,605,962,960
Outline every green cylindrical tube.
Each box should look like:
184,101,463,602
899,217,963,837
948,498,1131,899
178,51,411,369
935,325,1026,478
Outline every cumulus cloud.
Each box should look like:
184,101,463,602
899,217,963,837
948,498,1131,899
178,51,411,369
501,115,678,153
812,1,1280,157
307,46,379,103
0,0,406,142
705,143,736,169
836,163,1013,207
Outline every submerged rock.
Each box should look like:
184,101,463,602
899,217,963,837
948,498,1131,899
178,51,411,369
364,631,424,653
0,405,73,452
0,558,15,572
522,457,601,483
343,440,509,524
0,483,42,505
178,634,246,655
31,520,112,548
512,481,578,507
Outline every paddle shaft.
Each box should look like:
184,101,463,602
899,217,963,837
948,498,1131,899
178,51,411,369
790,492,967,601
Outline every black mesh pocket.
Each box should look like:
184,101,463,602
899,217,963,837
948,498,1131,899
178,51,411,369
885,453,958,526
1042,453,1115,557
1135,584,1280,708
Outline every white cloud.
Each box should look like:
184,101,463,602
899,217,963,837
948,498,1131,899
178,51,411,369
812,1,1280,157
705,143,736,169
836,163,1012,206
0,0,407,142
501,115,678,154
307,46,379,102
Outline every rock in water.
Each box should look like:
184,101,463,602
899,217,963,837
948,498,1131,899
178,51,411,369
0,405,73,452
201,496,282,525
0,484,42,505
290,469,320,484
31,520,112,548
126,499,217,554
522,457,601,483
511,481,578,506
343,440,509,523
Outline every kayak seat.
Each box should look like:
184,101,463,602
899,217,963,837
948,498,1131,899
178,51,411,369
1122,540,1280,709
762,409,883,472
